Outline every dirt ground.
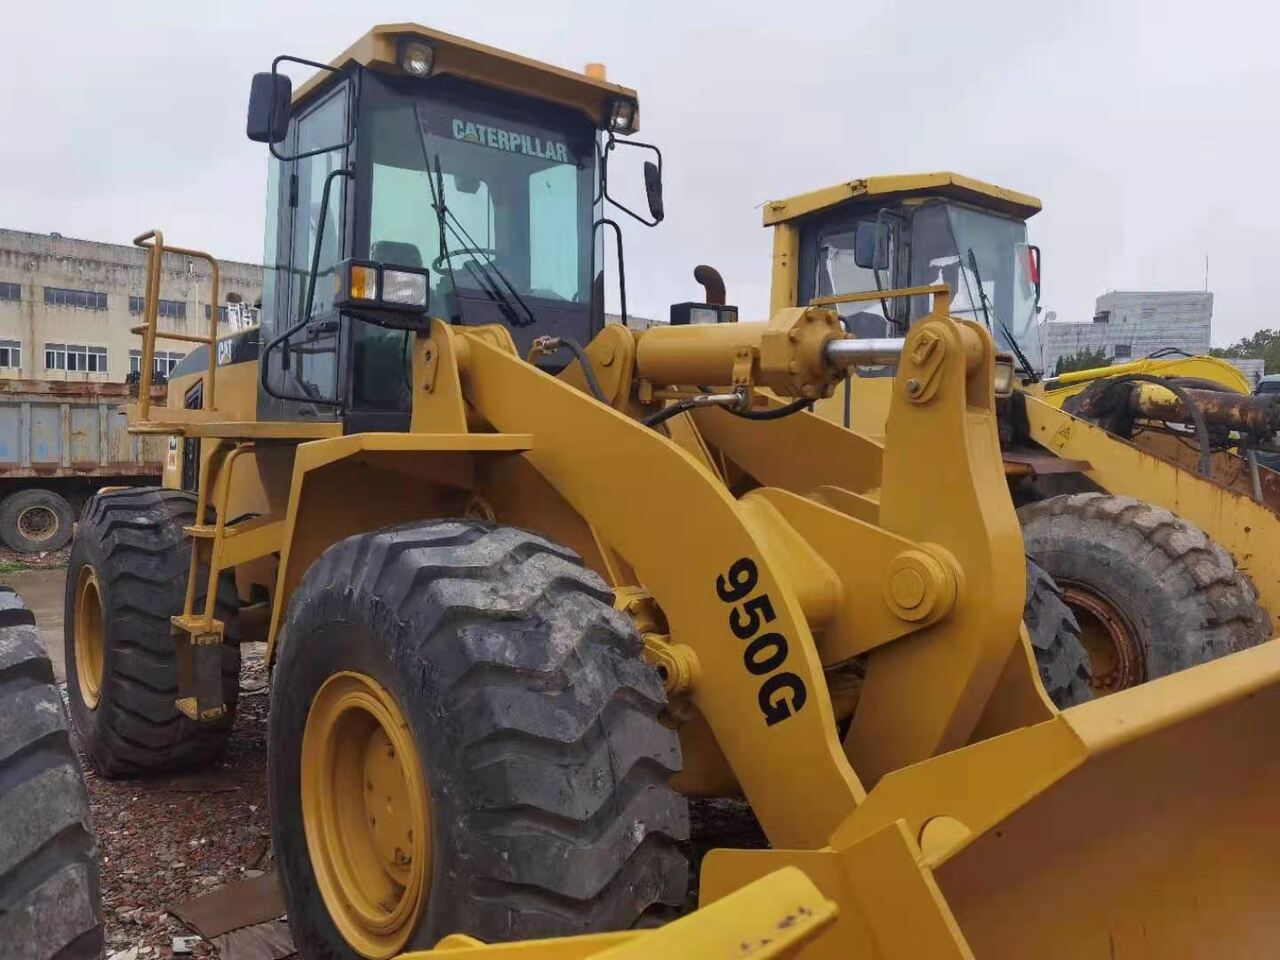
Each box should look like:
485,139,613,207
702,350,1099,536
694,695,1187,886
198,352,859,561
86,666,273,958
10,562,764,958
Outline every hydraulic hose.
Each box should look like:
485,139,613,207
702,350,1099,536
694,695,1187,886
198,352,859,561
727,398,811,421
530,337,607,404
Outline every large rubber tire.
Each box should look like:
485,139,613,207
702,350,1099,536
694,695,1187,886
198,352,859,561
270,520,689,957
1020,493,1271,692
0,489,74,553
64,488,240,777
0,587,102,958
1023,557,1092,708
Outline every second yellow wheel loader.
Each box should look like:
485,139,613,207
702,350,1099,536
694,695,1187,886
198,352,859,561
761,172,1274,696
59,22,1280,960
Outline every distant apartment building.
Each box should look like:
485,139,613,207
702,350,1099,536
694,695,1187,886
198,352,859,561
0,229,262,384
1044,291,1214,373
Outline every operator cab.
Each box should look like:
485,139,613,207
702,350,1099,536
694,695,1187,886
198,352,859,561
245,24,661,430
768,173,1044,379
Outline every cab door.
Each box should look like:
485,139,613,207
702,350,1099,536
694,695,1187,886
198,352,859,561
259,81,350,420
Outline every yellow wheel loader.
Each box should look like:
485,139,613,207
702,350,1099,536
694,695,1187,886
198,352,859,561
762,173,1275,696
60,24,1280,959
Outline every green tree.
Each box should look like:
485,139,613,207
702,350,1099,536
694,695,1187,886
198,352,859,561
1053,347,1111,376
1211,329,1280,374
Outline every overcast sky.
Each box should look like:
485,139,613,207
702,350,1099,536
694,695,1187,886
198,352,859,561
3,0,1275,345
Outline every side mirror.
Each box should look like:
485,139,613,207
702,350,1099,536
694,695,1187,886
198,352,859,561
1029,243,1042,303
246,72,291,144
853,221,890,271
643,161,664,223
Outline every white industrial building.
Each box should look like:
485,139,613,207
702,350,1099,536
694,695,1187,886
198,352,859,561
1044,290,1264,385
0,229,262,384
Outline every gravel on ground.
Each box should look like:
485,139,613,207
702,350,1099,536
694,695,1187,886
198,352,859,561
80,652,272,959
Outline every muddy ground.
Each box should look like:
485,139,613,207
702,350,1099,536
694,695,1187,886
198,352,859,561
12,564,765,958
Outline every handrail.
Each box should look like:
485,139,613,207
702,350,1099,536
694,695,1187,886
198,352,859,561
132,230,222,419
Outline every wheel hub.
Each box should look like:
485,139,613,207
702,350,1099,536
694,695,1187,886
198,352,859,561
18,504,57,543
302,672,430,959
73,566,105,710
1061,583,1145,695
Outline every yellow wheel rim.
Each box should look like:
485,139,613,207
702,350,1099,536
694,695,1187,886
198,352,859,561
302,672,431,959
73,566,104,710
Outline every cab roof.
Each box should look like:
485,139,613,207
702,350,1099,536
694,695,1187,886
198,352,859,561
762,172,1042,226
293,23,640,131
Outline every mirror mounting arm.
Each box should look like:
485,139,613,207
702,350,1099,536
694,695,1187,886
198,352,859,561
600,134,665,227
247,54,357,162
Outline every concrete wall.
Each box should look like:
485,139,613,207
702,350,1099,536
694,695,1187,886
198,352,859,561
0,229,262,383
1045,291,1213,372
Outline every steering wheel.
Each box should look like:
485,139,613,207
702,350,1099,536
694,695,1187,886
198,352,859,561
433,246,497,270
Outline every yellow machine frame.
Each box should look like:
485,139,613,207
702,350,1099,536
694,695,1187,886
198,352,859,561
114,28,1280,953
130,224,1280,956
763,171,1280,628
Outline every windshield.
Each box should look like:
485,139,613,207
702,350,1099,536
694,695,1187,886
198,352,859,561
911,203,1042,374
799,199,1044,374
360,75,596,316
351,76,599,409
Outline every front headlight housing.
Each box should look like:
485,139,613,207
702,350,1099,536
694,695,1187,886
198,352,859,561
609,98,637,134
382,269,428,308
334,259,431,329
993,354,1015,397
398,39,436,77
669,302,739,326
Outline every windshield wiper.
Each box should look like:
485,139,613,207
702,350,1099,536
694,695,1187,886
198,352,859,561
966,248,1038,385
425,154,463,324
462,259,523,327
430,156,538,329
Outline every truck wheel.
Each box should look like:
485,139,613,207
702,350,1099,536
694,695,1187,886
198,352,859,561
0,587,102,958
1024,557,1092,709
0,489,74,553
1020,493,1270,695
64,488,240,777
270,520,689,958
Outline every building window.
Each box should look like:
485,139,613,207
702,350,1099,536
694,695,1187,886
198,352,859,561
47,343,106,373
0,282,19,302
43,287,107,310
129,349,184,377
1093,310,1110,323
67,344,108,373
0,340,20,368
1140,306,1156,319
1113,344,1132,359
129,295,185,319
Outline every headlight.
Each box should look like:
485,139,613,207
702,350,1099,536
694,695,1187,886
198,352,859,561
399,40,436,77
669,302,739,325
609,98,637,134
383,269,428,308
993,355,1015,396
333,259,432,328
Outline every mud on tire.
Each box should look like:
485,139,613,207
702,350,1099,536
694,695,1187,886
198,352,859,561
270,520,689,956
0,587,102,959
1020,493,1270,689
65,487,240,777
